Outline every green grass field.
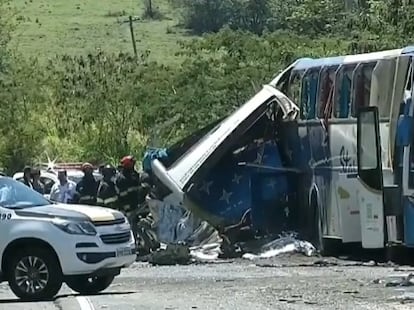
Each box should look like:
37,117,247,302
10,0,191,64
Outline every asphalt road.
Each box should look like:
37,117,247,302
1,256,414,310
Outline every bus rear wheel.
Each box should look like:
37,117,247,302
311,195,337,256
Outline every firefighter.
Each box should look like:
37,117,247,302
136,173,160,255
96,164,119,209
75,162,98,205
116,155,141,240
98,164,105,176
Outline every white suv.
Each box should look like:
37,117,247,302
0,177,136,301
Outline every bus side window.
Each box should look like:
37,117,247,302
317,67,337,119
300,69,318,120
287,72,302,106
334,66,354,118
351,63,375,117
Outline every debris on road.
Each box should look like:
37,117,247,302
141,197,223,265
389,292,414,304
376,273,414,287
242,233,316,260
148,243,191,266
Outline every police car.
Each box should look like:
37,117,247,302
0,176,136,301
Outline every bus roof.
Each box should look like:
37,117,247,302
292,46,414,71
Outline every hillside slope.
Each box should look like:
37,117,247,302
10,0,190,64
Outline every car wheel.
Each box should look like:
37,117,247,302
66,275,115,295
8,247,63,301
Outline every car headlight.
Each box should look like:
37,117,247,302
53,219,97,236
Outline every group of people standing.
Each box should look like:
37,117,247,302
21,155,152,242
77,156,151,215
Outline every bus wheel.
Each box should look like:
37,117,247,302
311,195,335,256
314,205,325,254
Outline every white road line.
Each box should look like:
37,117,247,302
76,296,96,310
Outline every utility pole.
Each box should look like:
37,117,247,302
129,16,137,58
146,0,153,18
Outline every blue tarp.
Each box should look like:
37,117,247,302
143,148,169,172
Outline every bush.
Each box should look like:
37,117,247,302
1,0,414,173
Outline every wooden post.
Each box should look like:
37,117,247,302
148,0,153,18
129,16,138,58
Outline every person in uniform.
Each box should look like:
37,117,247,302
116,155,141,241
96,164,119,209
135,171,159,255
75,163,99,205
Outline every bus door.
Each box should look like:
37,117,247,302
334,64,362,243
335,63,376,244
371,57,405,246
326,64,361,243
356,106,385,248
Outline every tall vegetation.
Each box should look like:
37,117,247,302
1,0,414,173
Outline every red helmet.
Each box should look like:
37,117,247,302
120,155,135,169
81,162,93,172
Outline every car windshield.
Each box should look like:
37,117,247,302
0,178,50,209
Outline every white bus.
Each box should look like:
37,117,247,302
271,47,414,254
147,46,414,256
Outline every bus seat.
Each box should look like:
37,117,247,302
301,73,318,119
319,72,332,118
397,114,406,162
309,75,318,119
355,74,366,110
353,65,374,116
396,99,413,181
338,73,351,118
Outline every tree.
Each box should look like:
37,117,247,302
228,0,273,35
178,0,234,34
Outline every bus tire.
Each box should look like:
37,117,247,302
311,193,336,256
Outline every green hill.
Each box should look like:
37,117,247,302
10,0,191,64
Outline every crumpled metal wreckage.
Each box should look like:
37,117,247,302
137,147,315,265
137,87,316,265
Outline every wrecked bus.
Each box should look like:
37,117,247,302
272,46,414,254
147,46,414,255
145,85,300,245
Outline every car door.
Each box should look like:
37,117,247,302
0,205,14,258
